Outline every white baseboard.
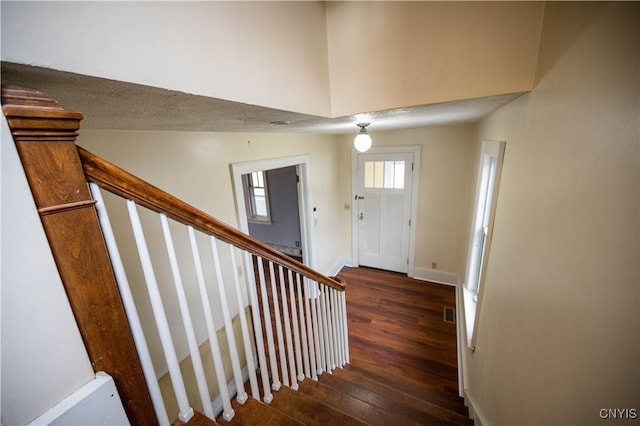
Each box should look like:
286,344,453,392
413,267,459,286
464,390,490,426
211,362,252,417
326,257,353,277
29,372,128,425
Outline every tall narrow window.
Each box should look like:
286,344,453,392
464,140,505,349
473,156,498,296
243,171,271,223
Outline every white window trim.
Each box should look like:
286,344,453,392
463,140,505,350
243,171,272,224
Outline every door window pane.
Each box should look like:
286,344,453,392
374,161,384,188
393,161,405,189
364,160,405,189
365,161,375,188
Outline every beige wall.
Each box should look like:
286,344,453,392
78,130,346,375
326,1,544,116
78,130,346,276
338,124,475,280
1,1,332,116
463,2,639,424
2,1,543,118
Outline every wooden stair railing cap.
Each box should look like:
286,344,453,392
2,84,83,137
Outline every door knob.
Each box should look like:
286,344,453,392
359,212,364,220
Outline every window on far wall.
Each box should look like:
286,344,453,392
243,170,272,224
464,140,505,350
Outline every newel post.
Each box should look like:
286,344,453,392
2,85,158,425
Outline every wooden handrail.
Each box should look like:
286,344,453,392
79,146,346,292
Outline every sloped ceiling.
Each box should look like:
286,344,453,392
1,62,524,134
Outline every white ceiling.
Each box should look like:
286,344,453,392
1,62,525,134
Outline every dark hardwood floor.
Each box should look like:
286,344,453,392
336,266,460,396
227,264,470,424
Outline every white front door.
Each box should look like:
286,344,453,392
356,152,414,273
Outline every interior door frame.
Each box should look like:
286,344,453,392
351,145,421,277
231,155,316,269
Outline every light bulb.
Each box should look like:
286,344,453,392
353,123,372,152
354,133,372,152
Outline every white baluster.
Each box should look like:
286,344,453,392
296,274,311,379
333,288,342,368
325,285,336,372
257,257,281,391
311,284,325,375
90,184,171,426
187,227,234,421
229,246,259,400
268,262,289,387
330,286,339,370
340,291,350,363
329,288,344,367
321,285,334,372
160,215,214,419
127,201,194,424
288,270,304,382
303,278,318,380
210,237,248,405
278,267,297,389
243,253,272,403
340,289,349,366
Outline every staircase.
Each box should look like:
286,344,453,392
3,85,472,426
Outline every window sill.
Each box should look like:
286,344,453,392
462,286,477,350
247,218,272,225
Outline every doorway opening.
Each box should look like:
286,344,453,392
243,166,302,262
231,155,315,268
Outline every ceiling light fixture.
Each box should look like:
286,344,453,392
354,122,372,152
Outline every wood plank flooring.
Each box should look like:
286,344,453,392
222,264,470,424
336,266,460,396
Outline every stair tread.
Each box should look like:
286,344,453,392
174,411,220,426
224,397,303,425
296,376,426,426
266,384,369,426
320,367,473,425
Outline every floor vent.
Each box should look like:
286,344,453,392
443,306,456,324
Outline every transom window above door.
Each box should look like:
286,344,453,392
364,160,405,189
